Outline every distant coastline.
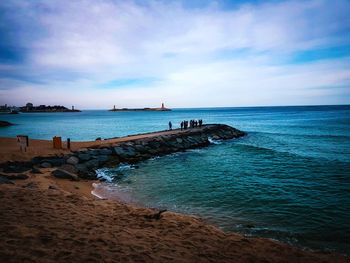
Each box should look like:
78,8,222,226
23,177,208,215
20,103,81,113
109,107,171,112
20,109,81,113
109,103,171,112
1,103,81,113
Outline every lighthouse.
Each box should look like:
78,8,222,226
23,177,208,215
161,103,165,110
113,105,116,110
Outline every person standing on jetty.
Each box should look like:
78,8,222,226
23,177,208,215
181,121,184,130
169,121,172,130
199,119,203,127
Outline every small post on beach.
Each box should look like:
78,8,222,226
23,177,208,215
67,138,71,150
17,135,28,152
53,136,62,149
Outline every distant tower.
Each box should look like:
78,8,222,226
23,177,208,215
161,103,165,110
72,106,74,111
113,105,116,110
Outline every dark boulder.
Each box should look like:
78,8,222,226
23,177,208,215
3,165,31,173
77,169,97,180
31,157,43,166
104,156,120,167
22,182,38,188
60,164,78,174
134,144,147,153
86,150,100,155
84,159,100,168
30,167,42,174
112,146,124,156
113,146,136,159
40,158,64,167
0,175,13,184
52,169,79,181
93,155,109,164
1,160,31,168
66,156,79,165
3,174,29,180
98,148,113,155
40,162,52,168
78,153,91,162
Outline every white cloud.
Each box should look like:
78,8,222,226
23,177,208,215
0,0,350,108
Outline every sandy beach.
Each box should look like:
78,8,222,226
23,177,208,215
0,132,349,262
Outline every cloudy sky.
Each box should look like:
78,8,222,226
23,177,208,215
0,0,349,109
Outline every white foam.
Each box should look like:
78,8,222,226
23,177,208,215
208,137,222,144
95,168,113,182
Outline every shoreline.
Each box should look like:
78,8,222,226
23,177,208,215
1,171,348,262
0,126,349,262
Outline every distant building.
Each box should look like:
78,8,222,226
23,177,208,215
162,103,165,110
26,103,33,109
19,103,81,113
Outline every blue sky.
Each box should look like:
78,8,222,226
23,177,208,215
0,0,350,109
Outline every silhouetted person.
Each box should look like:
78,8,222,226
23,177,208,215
195,120,198,127
169,121,172,130
199,119,203,127
181,121,184,130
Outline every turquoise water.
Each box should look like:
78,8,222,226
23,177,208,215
1,106,350,255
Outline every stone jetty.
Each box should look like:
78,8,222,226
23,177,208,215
0,124,246,181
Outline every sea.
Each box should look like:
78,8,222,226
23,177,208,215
1,105,349,255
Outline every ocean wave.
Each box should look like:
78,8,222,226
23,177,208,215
208,137,223,144
117,164,134,170
149,156,161,161
95,168,113,182
91,182,133,203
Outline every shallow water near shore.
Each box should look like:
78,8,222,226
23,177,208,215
2,105,350,255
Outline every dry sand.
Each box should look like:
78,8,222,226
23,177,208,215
0,135,349,262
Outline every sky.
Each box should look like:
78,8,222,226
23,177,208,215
0,0,350,109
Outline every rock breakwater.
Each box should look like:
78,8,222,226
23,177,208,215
0,124,246,180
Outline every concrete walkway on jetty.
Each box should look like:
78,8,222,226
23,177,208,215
0,124,246,180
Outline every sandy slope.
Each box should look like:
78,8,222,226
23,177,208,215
0,170,349,263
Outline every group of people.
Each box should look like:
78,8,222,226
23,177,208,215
168,119,203,130
180,119,203,130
